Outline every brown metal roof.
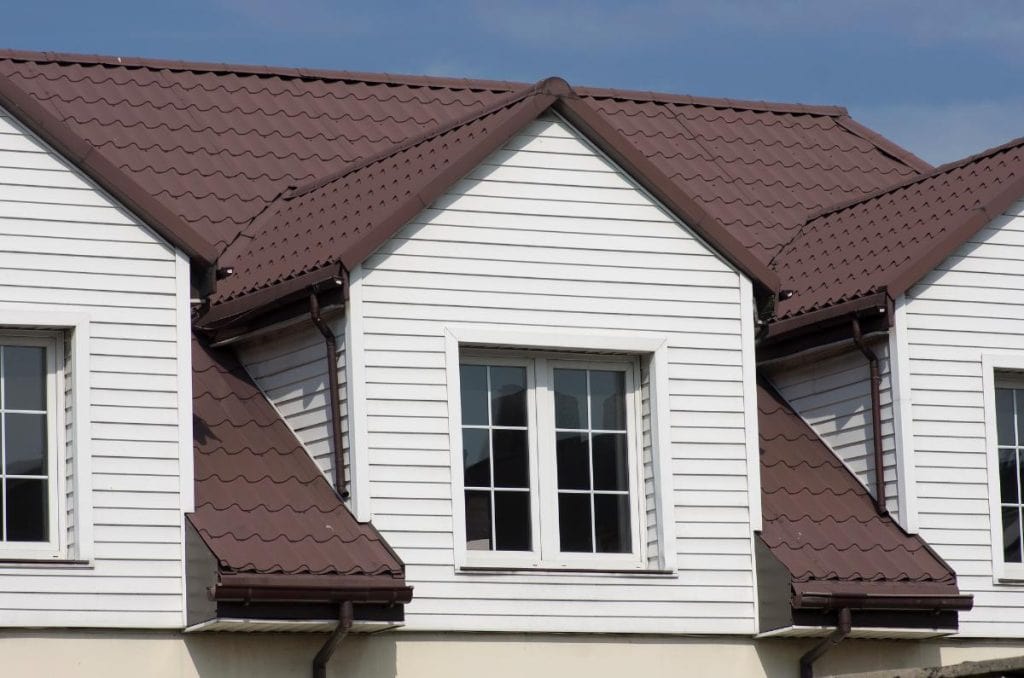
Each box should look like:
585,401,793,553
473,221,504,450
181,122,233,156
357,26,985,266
0,49,927,311
189,335,409,601
758,382,969,610
773,136,1024,322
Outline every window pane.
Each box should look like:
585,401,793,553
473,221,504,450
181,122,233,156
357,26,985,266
465,490,492,551
1001,448,1019,504
494,491,531,551
593,433,629,491
1005,506,1023,563
6,478,47,542
3,346,46,412
998,388,1017,446
459,365,488,426
558,493,592,552
462,427,490,488
554,369,587,429
492,429,528,488
590,370,626,430
490,366,527,427
1017,389,1024,448
556,432,590,490
594,494,631,554
5,413,46,476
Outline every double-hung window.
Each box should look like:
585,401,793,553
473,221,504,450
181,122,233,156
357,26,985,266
458,353,643,569
0,333,62,559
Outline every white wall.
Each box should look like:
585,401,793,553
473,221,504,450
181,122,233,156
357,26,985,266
765,342,900,520
236,315,349,487
351,113,758,634
901,197,1024,637
0,108,190,626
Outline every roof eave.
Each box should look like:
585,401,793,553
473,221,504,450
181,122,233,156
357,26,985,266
793,590,973,613
0,70,220,269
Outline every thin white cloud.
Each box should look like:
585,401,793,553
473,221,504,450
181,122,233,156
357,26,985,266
851,98,1024,166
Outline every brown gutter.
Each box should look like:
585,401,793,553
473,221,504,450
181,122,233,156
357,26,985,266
309,292,348,498
800,608,852,678
794,591,973,612
313,601,353,678
851,317,887,514
213,573,413,605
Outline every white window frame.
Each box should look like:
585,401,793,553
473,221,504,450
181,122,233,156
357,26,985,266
446,326,675,573
0,309,92,566
983,354,1024,583
0,331,64,560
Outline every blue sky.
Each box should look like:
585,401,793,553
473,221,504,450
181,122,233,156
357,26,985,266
3,0,1022,165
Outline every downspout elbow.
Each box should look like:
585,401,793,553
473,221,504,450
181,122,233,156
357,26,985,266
799,607,852,678
851,317,887,514
313,600,354,678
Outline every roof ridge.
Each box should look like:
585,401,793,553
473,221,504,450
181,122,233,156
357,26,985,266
575,85,848,116
0,48,852,116
0,48,525,92
284,80,548,200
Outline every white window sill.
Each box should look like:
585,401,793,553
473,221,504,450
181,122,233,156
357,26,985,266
0,558,93,570
457,564,678,578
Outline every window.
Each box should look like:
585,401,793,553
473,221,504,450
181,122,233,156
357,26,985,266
997,384,1024,564
0,333,62,558
458,353,643,569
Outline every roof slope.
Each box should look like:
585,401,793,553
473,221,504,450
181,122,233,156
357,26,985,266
774,136,1024,320
189,335,408,596
213,84,557,305
758,382,967,607
0,50,927,289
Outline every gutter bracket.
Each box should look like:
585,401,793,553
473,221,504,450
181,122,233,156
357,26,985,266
800,607,852,678
312,600,354,678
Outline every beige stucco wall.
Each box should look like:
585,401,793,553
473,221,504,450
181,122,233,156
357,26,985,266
3,631,1024,678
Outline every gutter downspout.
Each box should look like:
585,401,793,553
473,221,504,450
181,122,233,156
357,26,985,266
310,292,349,498
799,607,852,678
851,317,887,514
313,600,354,678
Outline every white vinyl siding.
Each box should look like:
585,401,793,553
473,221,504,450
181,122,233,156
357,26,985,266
765,343,900,520
0,107,188,627
355,113,757,634
904,197,1024,637
236,316,348,487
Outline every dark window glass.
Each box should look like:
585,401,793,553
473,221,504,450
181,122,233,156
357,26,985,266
594,494,631,553
556,432,589,490
558,493,592,552
490,366,527,427
554,369,587,429
590,370,625,430
460,365,488,426
1016,389,1024,448
462,428,490,488
492,429,528,488
1005,506,1023,564
3,346,45,412
5,413,46,477
1001,449,1019,504
494,491,531,551
1019,451,1024,513
465,490,492,551
592,433,628,491
998,388,1017,446
6,478,47,541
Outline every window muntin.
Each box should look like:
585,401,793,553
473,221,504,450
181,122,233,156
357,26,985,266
458,353,642,568
0,334,61,557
